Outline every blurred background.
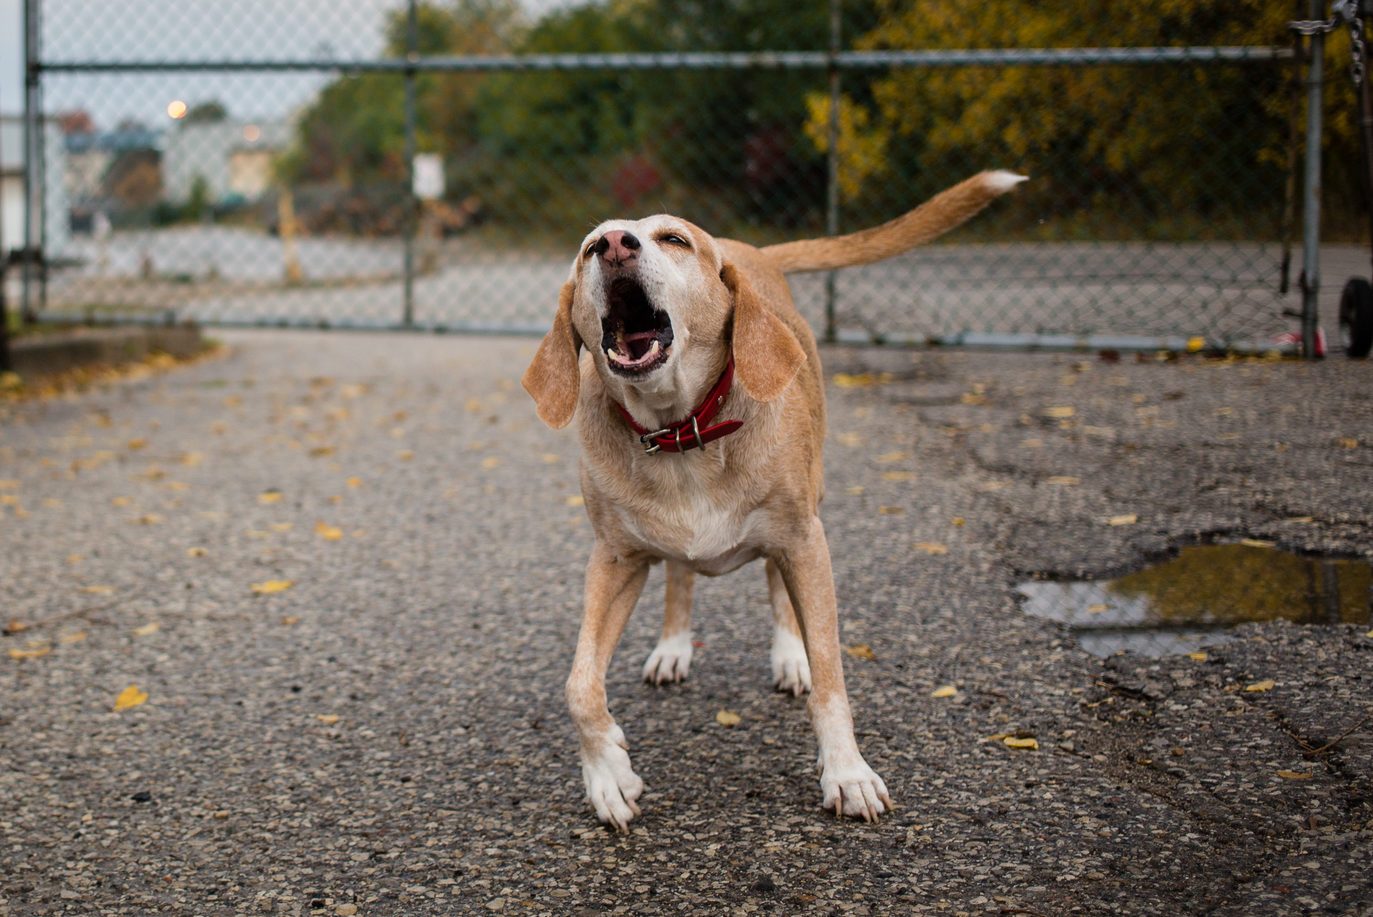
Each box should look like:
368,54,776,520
1,1,1368,347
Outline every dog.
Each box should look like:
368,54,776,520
523,171,1025,830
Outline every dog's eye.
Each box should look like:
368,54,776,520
657,233,691,249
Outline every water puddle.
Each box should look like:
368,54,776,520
1018,544,1372,658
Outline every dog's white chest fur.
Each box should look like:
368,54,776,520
615,460,763,574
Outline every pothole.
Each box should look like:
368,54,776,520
1018,543,1372,658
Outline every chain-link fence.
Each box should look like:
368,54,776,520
15,0,1367,352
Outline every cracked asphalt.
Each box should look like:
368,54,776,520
2,329,1371,915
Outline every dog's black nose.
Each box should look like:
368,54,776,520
595,230,640,266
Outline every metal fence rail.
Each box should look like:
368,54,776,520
13,0,1344,352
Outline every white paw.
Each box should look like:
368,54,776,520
818,753,891,823
580,725,645,832
643,632,693,685
770,627,812,696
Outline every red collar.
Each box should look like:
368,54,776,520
612,358,743,455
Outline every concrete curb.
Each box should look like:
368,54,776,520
6,324,206,381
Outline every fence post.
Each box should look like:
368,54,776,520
1300,0,1325,360
21,0,36,324
822,0,841,344
401,0,418,328
0,81,9,372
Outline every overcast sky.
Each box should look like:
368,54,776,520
0,0,574,127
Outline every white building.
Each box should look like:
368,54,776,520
0,115,70,259
162,119,291,205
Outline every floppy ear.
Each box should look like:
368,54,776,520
522,281,583,428
722,263,806,403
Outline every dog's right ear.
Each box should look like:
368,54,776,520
522,281,583,429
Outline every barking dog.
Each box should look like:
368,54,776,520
524,171,1025,830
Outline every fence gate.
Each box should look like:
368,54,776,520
16,0,1346,352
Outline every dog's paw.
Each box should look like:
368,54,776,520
818,755,891,823
643,632,693,685
581,727,645,832
770,627,812,696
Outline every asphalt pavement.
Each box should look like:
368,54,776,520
2,330,1371,915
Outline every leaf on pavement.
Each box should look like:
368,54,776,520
258,490,283,505
715,710,741,727
930,685,957,699
114,684,148,711
1043,406,1076,419
132,622,160,637
1108,514,1138,526
187,546,208,557
314,522,344,541
316,714,340,726
1277,770,1312,780
1244,679,1276,693
1046,476,1081,486
9,645,51,660
915,542,948,556
251,579,295,595
1003,736,1039,751
845,644,876,660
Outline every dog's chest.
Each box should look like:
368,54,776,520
616,461,764,573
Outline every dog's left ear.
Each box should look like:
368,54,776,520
722,263,806,403
522,281,583,428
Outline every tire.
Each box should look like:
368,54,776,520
1340,277,1373,359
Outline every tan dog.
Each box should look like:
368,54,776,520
524,171,1025,830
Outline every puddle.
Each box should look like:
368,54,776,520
1018,544,1372,658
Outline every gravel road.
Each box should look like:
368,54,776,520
2,330,1370,915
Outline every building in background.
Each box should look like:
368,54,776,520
0,114,69,260
163,119,291,207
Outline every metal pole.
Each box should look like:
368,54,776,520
21,0,35,324
401,0,417,329
0,84,10,373
823,0,841,344
1301,0,1325,359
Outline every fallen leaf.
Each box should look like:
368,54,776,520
397,450,415,462
1003,736,1039,751
1186,336,1206,353
715,710,742,727
187,546,208,557
1046,476,1081,486
915,542,949,556
314,522,343,541
845,485,865,496
111,496,132,507
565,495,585,507
1087,603,1108,614
960,392,987,405
316,714,340,726
132,622,160,637
4,618,27,634
9,645,51,660
1240,539,1274,549
845,644,876,660
114,684,148,711
179,451,204,467
136,514,164,525
1244,679,1276,693
481,456,502,470
345,476,363,489
251,579,295,595
309,446,336,458
878,506,904,515
1043,405,1076,419
930,685,957,698
882,471,915,481
127,438,148,451
271,522,293,533
876,451,908,464
836,432,863,447
281,615,301,626
80,585,114,595
1108,514,1138,526
951,516,966,527
833,372,892,388
258,490,283,505
1187,652,1208,662
1276,770,1312,780
59,631,87,644
0,479,17,489
1338,437,1359,449
541,453,560,464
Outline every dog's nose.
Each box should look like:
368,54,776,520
593,230,641,266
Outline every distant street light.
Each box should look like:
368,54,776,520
166,100,188,120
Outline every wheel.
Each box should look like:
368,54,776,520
1340,277,1373,359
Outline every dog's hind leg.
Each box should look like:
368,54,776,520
568,542,652,831
766,558,812,696
642,559,695,685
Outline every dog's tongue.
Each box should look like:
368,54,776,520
619,330,658,361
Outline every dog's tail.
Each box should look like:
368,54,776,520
760,170,1026,275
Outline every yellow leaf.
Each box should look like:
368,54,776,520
309,446,336,458
1021,438,1044,449
1108,514,1138,526
565,495,585,507
316,714,340,725
345,476,363,489
1186,336,1206,353
1087,603,1108,614
258,490,283,505
915,542,948,556
481,456,502,470
9,645,51,660
846,485,865,495
127,438,148,451
715,710,742,727
271,522,293,533
136,514,164,525
541,453,560,464
833,372,890,388
1244,680,1276,693
132,622,160,637
187,546,208,557
1240,539,1274,549
836,432,863,447
878,506,903,515
314,522,343,541
951,516,966,527
1046,476,1080,486
281,615,300,626
1187,652,1208,662
397,450,415,462
1276,770,1312,780
845,644,876,660
876,451,908,463
1338,437,1359,449
59,631,87,645
80,585,114,595
251,579,294,595
930,685,957,698
179,451,204,467
1003,736,1039,751
1043,405,1076,419
111,496,132,507
0,479,17,489
882,471,915,481
960,392,987,405
4,618,27,634
114,684,148,711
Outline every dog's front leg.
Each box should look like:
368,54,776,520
773,517,892,822
568,542,651,831
642,559,695,684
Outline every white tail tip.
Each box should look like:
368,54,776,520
984,170,1029,193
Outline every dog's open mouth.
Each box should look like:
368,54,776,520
600,277,673,376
